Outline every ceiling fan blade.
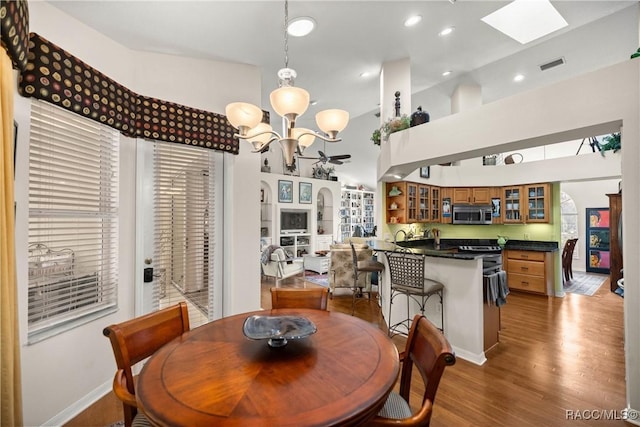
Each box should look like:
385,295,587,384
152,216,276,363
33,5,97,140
329,154,351,160
329,159,344,165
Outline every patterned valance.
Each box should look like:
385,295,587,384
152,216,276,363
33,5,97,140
0,0,29,71
19,32,240,154
136,96,237,152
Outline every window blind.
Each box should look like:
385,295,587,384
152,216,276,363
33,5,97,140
152,141,216,327
28,100,119,342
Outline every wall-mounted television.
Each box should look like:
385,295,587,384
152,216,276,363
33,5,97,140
280,210,308,234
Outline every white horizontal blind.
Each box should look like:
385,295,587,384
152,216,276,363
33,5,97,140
153,141,215,327
28,100,119,341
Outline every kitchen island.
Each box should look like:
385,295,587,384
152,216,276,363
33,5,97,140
367,239,494,365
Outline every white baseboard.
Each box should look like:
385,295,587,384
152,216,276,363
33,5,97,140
43,380,112,426
452,345,487,366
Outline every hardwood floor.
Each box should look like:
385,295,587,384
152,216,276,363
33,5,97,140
68,274,625,426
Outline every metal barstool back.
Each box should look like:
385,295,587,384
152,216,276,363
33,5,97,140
386,251,444,337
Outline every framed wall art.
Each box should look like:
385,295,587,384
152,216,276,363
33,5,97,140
299,182,312,204
278,180,293,203
419,166,430,178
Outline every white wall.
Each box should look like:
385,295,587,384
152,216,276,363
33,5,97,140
13,2,261,425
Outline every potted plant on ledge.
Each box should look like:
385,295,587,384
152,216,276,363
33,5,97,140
371,115,410,146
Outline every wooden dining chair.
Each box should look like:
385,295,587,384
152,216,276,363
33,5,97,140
270,287,329,310
103,302,190,427
370,314,455,426
562,238,578,283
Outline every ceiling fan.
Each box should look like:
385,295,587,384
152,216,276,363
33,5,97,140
299,149,351,165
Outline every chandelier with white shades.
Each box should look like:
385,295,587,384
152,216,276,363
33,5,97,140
225,0,349,167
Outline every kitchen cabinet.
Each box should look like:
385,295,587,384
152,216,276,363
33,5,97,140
502,183,552,224
406,182,418,223
607,193,623,292
430,186,441,222
386,181,407,224
504,250,554,295
524,183,551,223
502,186,524,223
418,184,429,222
452,187,491,205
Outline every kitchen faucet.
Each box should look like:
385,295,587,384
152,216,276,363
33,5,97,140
393,229,407,246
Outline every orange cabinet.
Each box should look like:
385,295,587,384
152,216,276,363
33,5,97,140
504,250,554,295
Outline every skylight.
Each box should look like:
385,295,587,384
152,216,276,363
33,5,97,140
481,0,568,45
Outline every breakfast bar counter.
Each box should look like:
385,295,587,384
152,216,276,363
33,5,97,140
367,240,491,365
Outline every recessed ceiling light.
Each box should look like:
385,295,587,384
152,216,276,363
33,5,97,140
404,15,422,27
309,100,318,106
442,70,452,77
360,71,370,78
513,74,525,82
287,17,316,37
481,0,567,44
393,175,402,179
438,27,455,37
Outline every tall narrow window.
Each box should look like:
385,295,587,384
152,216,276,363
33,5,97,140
28,101,119,342
153,141,217,327
560,191,579,259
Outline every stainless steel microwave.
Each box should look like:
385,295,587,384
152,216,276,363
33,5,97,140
452,205,493,225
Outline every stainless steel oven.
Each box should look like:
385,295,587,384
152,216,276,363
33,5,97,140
458,245,503,274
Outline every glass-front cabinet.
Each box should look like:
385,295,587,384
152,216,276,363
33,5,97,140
418,185,429,222
525,183,551,223
502,186,523,223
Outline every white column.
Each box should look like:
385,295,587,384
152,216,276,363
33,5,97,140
451,83,482,114
380,58,411,123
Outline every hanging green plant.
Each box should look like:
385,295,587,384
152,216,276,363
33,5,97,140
601,132,621,156
371,128,381,146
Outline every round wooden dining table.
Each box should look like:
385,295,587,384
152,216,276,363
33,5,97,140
136,308,400,427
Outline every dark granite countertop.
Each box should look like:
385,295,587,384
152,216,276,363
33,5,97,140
365,237,559,258
365,240,483,261
503,240,559,252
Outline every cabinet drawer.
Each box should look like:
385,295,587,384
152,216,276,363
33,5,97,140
507,250,545,262
507,259,545,277
507,273,546,293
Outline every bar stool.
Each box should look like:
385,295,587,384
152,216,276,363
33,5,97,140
385,251,444,336
350,242,385,315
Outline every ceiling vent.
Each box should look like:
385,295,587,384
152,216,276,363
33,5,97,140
539,57,565,71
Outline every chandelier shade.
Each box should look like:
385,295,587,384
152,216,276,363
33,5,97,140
270,86,310,119
247,122,275,150
225,102,263,134
224,0,349,166
316,109,349,139
292,127,315,153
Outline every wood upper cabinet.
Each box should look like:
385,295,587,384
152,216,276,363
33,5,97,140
502,186,524,223
502,183,552,224
430,186,441,223
417,185,430,222
452,187,491,205
406,182,418,223
524,183,551,223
